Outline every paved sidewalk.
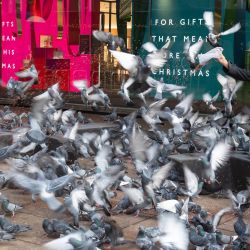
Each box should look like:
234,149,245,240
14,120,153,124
0,160,245,250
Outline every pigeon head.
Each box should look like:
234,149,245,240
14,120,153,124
142,169,151,182
138,106,147,116
68,237,86,248
199,209,208,219
42,219,54,234
91,213,104,226
3,106,10,112
182,119,191,131
196,225,205,236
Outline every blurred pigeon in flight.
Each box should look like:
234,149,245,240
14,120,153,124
33,83,63,104
184,40,223,70
148,77,186,100
158,94,194,135
157,213,189,250
93,30,127,52
217,74,243,115
199,140,231,182
110,44,168,102
184,40,204,69
203,11,241,47
202,91,220,111
6,77,36,98
15,64,38,79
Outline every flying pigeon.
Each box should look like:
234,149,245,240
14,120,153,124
93,30,127,52
203,11,241,47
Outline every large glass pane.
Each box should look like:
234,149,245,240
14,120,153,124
111,14,117,36
100,2,109,13
104,13,109,32
127,19,132,50
111,2,116,13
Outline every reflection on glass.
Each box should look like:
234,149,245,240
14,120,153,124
40,35,53,48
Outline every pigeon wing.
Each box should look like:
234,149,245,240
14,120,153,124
229,81,243,101
220,23,241,36
93,30,111,43
174,93,194,117
121,187,144,205
142,42,158,52
183,166,199,196
162,83,186,92
33,91,50,101
94,145,113,171
212,207,232,232
152,162,174,189
146,51,168,73
217,74,230,100
210,141,231,172
109,50,138,74
12,173,44,194
189,40,204,63
203,11,214,33
73,80,88,90
202,93,212,103
158,213,189,250
212,91,220,102
70,188,89,212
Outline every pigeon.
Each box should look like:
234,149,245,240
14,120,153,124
93,214,125,246
0,230,15,241
199,140,231,182
233,211,250,239
157,213,189,250
156,199,182,214
11,172,76,212
0,216,31,234
203,11,241,47
148,77,186,100
93,30,127,52
183,40,204,69
15,64,38,79
142,41,170,73
227,189,250,210
64,186,95,226
42,218,75,237
94,144,113,173
136,226,156,249
217,74,243,116
6,77,36,98
33,83,63,104
212,207,232,232
74,80,111,110
110,47,168,102
92,165,125,216
26,114,46,144
138,98,167,128
197,47,224,67
43,231,94,250
104,108,118,122
184,40,223,69
68,236,97,250
0,193,23,216
203,92,220,111
189,226,210,248
120,187,147,215
158,93,194,135
180,165,204,197
111,195,132,214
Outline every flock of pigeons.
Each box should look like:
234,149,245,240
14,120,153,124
0,10,249,250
